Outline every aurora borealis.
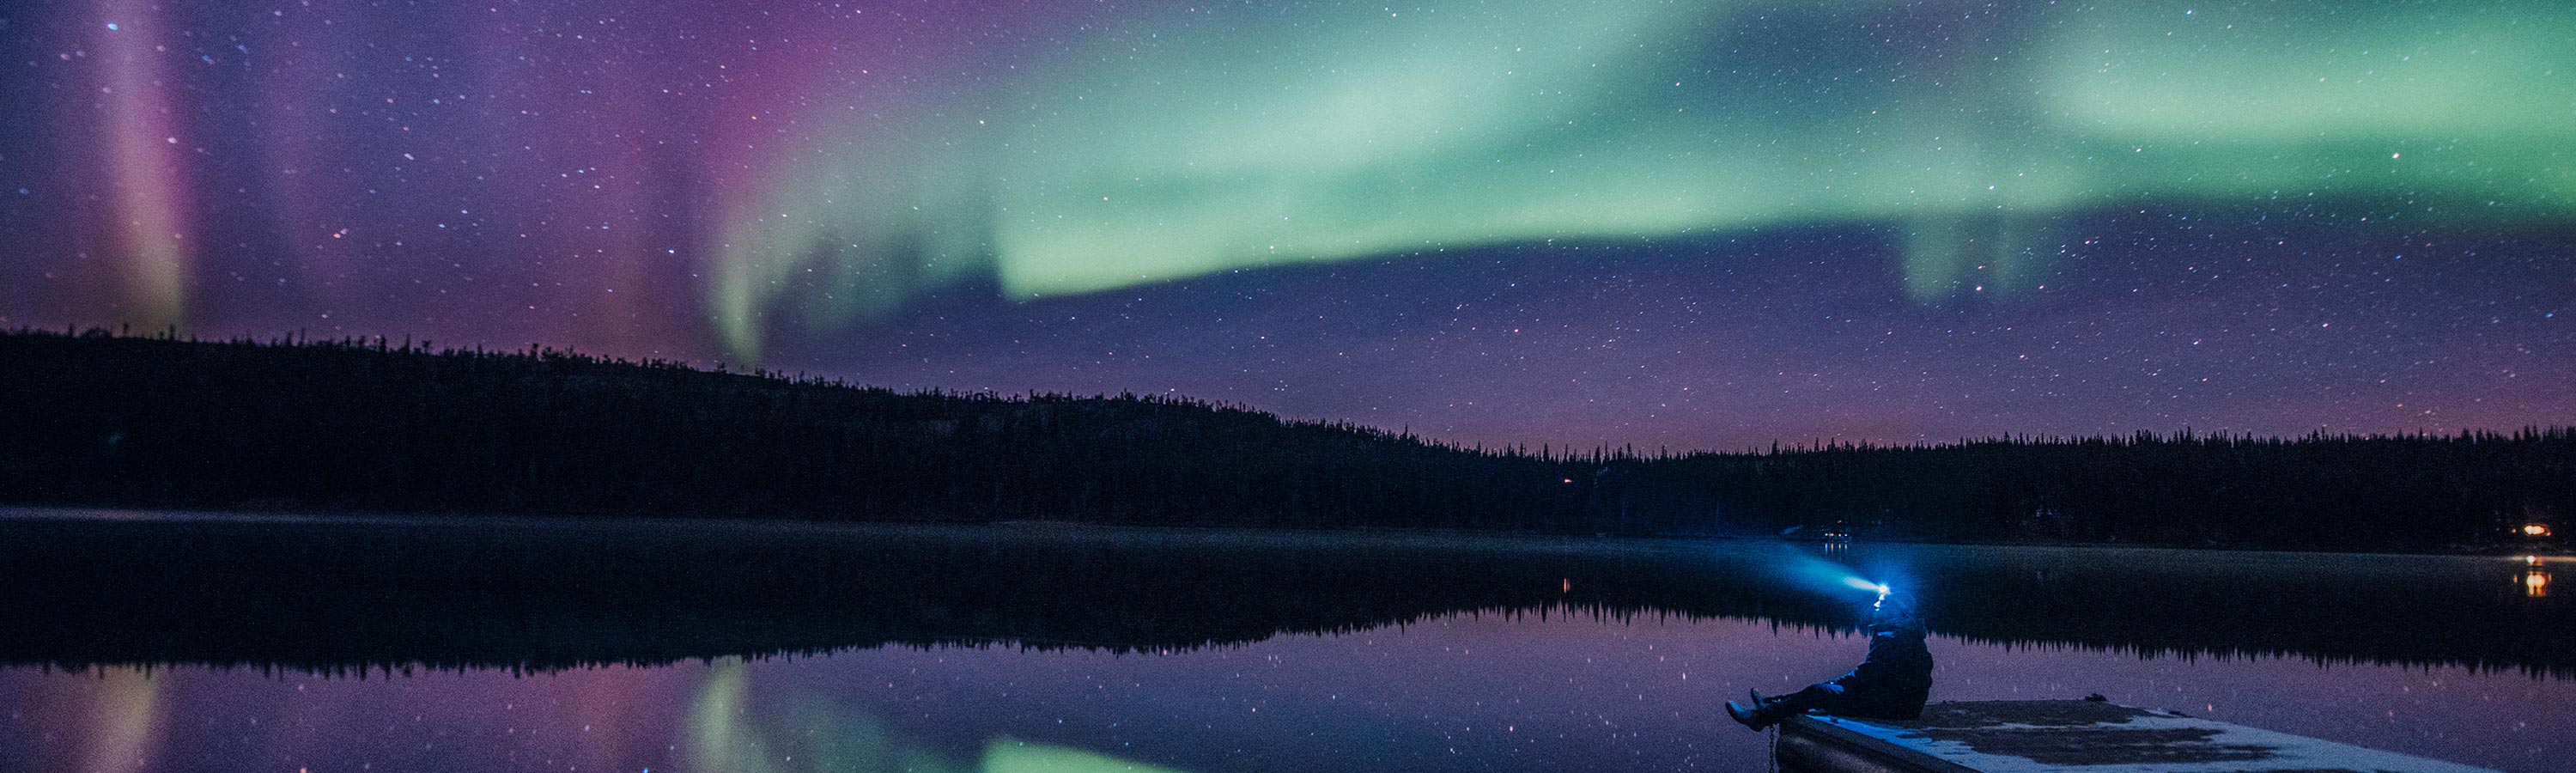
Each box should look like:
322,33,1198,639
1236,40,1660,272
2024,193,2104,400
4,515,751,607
1,0,2569,449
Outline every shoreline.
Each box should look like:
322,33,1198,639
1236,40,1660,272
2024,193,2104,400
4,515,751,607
3,503,2556,563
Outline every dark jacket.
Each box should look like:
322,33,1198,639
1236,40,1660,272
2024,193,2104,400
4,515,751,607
1829,618,1933,717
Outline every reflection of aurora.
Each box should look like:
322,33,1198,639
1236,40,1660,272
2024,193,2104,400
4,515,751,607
711,0,2576,356
689,659,1190,773
84,666,161,773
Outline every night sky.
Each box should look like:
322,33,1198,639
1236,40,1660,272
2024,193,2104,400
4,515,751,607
1,0,2567,451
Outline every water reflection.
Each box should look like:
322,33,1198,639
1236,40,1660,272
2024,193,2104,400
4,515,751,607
81,667,160,773
9,612,2572,773
688,657,1197,773
0,510,2567,679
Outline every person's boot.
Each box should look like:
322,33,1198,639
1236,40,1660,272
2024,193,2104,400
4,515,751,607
1725,700,1766,729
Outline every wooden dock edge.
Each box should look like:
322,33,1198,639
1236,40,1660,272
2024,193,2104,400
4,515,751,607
1770,700,2504,773
1778,715,1983,773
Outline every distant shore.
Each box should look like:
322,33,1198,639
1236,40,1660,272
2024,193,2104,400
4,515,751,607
3,329,2567,554
3,503,2565,679
3,504,2558,563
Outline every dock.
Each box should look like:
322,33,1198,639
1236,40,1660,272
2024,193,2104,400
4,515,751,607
1777,700,2500,773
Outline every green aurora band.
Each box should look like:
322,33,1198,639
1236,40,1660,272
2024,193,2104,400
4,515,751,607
712,1,2576,359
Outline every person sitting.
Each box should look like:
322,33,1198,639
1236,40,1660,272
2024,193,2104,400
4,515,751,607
1726,589,1932,730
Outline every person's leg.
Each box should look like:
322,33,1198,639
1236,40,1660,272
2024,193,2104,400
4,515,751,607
1728,681,1845,728
1819,673,1929,720
1768,682,1846,714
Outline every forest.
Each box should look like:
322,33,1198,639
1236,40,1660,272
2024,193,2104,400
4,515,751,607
1,328,2566,552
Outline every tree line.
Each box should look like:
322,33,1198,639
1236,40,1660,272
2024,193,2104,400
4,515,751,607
1,328,2565,551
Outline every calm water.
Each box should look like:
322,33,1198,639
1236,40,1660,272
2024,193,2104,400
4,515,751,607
2,508,2569,773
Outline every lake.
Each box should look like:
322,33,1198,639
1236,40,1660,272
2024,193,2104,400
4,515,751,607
1,508,2568,772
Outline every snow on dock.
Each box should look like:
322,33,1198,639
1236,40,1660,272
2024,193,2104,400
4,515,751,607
1777,700,2500,773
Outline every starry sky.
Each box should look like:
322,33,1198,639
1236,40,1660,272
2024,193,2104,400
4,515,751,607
0,0,2568,451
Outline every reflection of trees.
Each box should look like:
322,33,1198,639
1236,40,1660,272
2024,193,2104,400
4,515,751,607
3,330,2569,551
2,518,2569,678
